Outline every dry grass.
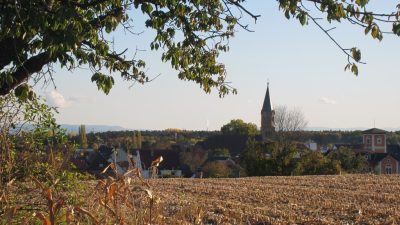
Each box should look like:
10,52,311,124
2,174,400,224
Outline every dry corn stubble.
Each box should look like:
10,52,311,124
3,173,400,224
150,174,400,224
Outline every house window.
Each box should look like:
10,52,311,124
385,165,392,174
377,137,382,145
366,136,371,145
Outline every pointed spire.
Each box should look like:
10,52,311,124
262,82,273,113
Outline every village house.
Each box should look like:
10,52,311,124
72,145,184,178
334,128,400,174
362,128,400,174
71,145,114,177
133,149,182,178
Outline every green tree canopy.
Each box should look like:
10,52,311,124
241,138,299,176
241,138,270,176
297,150,341,175
1,1,399,99
0,0,252,98
327,147,367,173
221,119,259,136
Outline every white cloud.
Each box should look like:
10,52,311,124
319,97,337,105
46,90,69,108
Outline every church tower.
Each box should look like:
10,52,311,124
261,82,275,141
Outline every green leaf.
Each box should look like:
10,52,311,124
335,4,346,18
344,63,351,71
356,0,369,7
351,64,359,76
371,25,382,40
392,23,400,36
105,24,112,33
91,73,115,95
14,84,30,101
364,25,371,35
351,48,361,62
285,10,290,19
297,12,307,26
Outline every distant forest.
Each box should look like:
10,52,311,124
69,129,400,150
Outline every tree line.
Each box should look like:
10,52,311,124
71,126,220,150
241,139,367,176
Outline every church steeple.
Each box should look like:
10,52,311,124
261,82,275,141
262,82,273,113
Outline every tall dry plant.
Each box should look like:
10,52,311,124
0,93,59,185
0,94,25,185
4,156,164,225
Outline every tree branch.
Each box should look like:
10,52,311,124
224,0,261,22
304,0,398,17
0,52,50,96
303,8,366,64
0,38,26,70
63,0,110,8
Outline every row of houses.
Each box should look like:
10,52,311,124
299,128,400,174
72,127,400,177
73,144,243,178
284,128,400,175
199,127,400,175
334,128,400,174
72,145,185,178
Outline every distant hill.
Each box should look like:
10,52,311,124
61,124,127,133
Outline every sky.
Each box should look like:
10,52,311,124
38,1,400,131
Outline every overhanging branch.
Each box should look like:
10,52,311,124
0,52,50,96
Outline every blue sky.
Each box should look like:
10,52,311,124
39,1,400,131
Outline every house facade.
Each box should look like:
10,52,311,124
362,128,400,174
363,128,387,153
369,154,399,174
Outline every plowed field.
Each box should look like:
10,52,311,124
150,175,400,224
